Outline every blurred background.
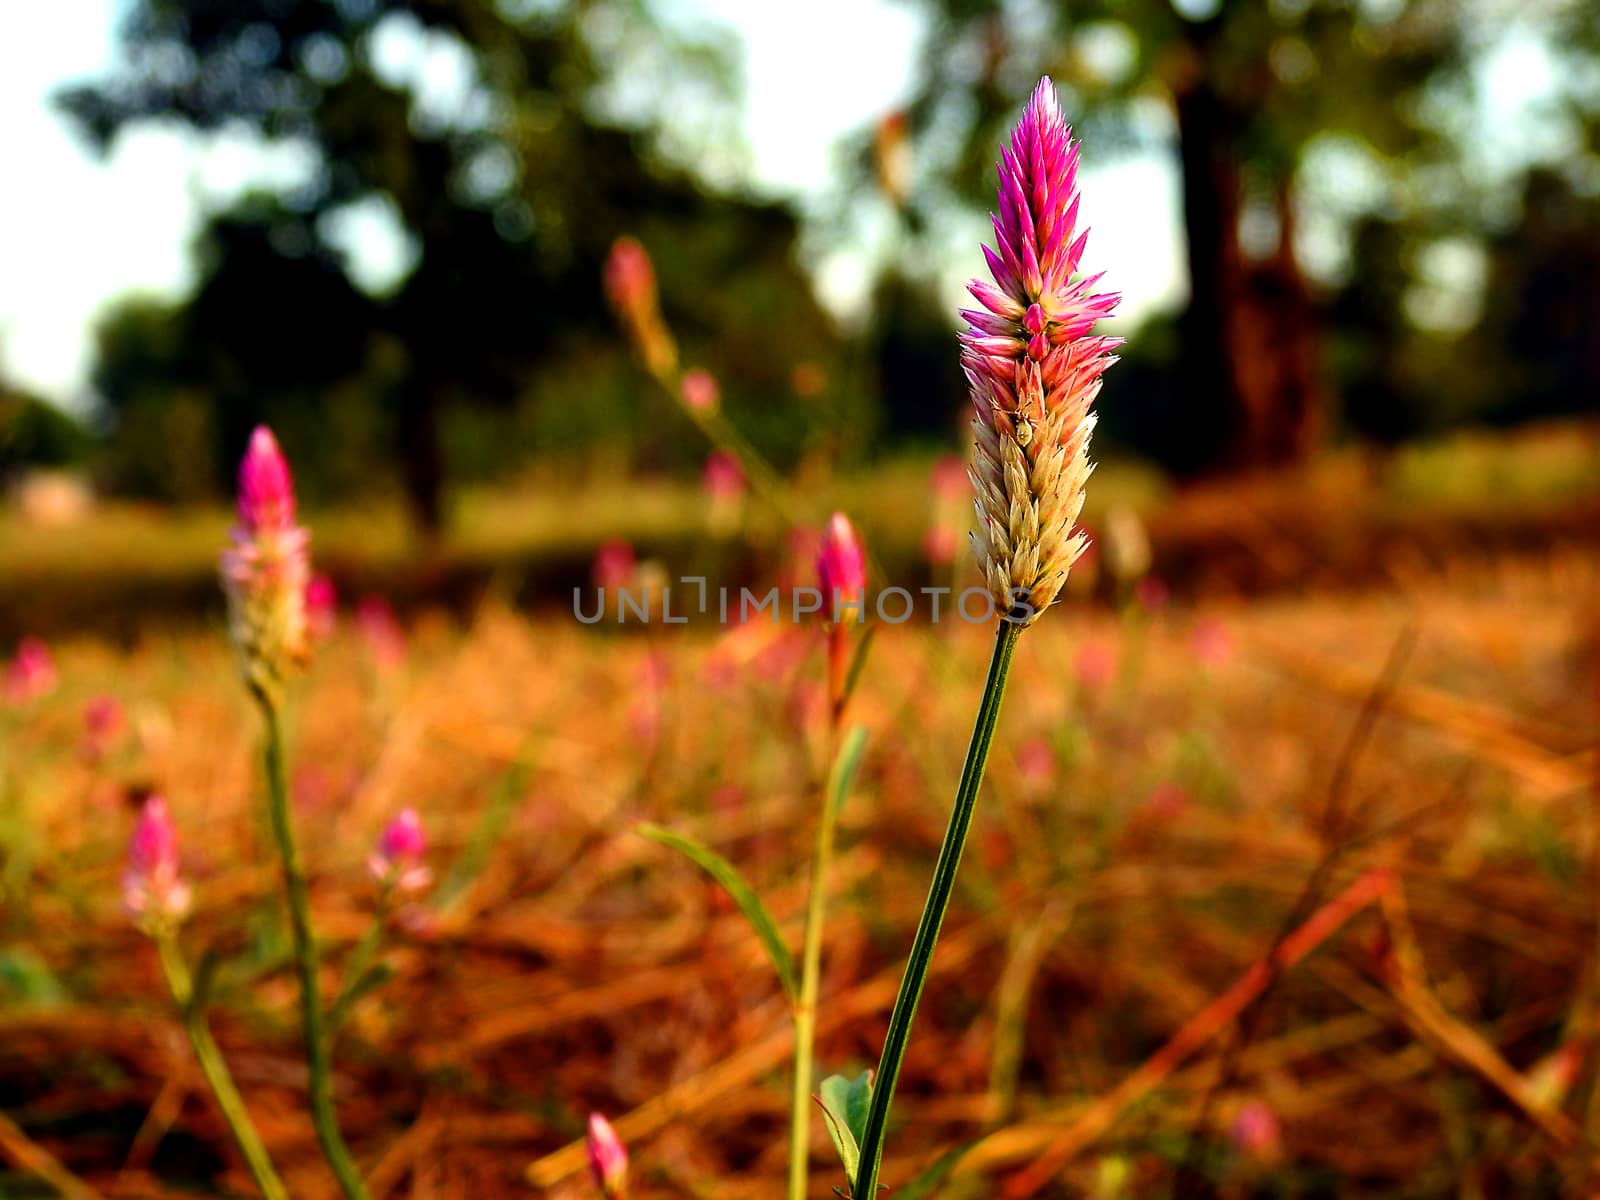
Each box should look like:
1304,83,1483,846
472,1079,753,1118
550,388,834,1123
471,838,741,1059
3,1,1600,1197
1,0,1596,624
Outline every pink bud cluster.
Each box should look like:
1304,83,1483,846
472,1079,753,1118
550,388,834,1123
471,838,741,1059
817,512,867,615
3,637,57,704
220,427,311,698
368,807,430,894
124,795,191,924
962,78,1121,625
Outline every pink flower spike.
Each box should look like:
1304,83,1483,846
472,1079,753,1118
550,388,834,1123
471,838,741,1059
593,539,637,591
586,1113,628,1198
817,512,867,616
680,369,719,414
220,425,311,697
4,637,57,704
124,795,191,924
369,807,430,894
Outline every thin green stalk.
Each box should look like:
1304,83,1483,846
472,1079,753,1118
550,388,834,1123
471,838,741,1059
260,701,370,1200
852,620,1022,1199
156,933,289,1200
329,892,390,1035
788,731,845,1200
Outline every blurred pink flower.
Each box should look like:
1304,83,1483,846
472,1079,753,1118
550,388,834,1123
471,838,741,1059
701,450,746,503
4,637,57,704
817,512,867,615
356,595,406,670
1015,736,1056,786
586,1112,628,1198
1145,783,1189,821
305,572,339,641
80,694,125,761
1228,1099,1282,1162
680,369,719,414
1134,575,1171,613
592,539,637,592
930,454,968,501
1073,640,1116,690
220,427,310,696
124,795,191,923
369,807,430,894
603,237,655,314
1190,617,1235,667
922,525,960,567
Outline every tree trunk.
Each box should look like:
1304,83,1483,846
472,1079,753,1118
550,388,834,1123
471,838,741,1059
1172,36,1326,473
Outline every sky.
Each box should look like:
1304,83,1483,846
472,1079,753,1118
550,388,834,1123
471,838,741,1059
0,0,1187,411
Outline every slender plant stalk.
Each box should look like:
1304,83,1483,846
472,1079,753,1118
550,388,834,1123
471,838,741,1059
329,892,390,1035
156,933,289,1200
260,700,370,1200
853,620,1022,1198
788,728,847,1200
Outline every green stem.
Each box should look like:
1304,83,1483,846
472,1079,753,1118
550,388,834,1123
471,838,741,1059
156,933,290,1200
852,620,1022,1198
260,700,370,1200
788,728,845,1200
329,892,390,1036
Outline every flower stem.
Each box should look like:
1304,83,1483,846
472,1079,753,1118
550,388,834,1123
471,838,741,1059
156,933,289,1200
260,700,370,1200
852,620,1022,1198
788,727,847,1200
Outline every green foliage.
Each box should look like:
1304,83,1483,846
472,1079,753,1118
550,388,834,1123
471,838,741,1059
0,388,93,473
636,822,799,1001
816,1069,873,1190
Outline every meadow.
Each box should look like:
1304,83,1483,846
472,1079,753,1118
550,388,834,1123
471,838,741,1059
3,449,1597,1196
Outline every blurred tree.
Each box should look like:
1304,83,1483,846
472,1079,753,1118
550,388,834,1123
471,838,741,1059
62,0,842,529
0,382,94,475
888,0,1477,473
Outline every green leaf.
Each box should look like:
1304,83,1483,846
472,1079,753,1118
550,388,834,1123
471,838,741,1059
816,1072,868,1189
825,725,869,823
637,823,798,1001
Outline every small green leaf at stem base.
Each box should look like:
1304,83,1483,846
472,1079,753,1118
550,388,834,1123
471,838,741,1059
816,1070,874,1191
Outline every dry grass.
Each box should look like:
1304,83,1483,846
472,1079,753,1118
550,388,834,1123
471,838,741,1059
1,544,1597,1198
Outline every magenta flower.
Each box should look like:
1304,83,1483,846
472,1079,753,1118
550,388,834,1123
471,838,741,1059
817,512,867,613
369,807,430,893
1228,1099,1282,1162
963,78,1120,626
124,795,191,924
679,369,720,414
305,572,339,641
3,637,57,704
220,427,311,698
592,539,637,592
701,449,746,503
585,1112,628,1198
605,236,676,379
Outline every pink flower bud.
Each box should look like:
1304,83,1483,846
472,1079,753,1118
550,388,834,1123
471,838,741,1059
124,795,191,923
592,540,637,591
305,572,339,641
586,1113,628,1198
680,369,719,414
603,238,656,315
4,637,57,704
81,694,126,761
817,512,867,615
1228,1099,1282,1162
701,450,746,503
368,807,430,894
220,427,310,697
